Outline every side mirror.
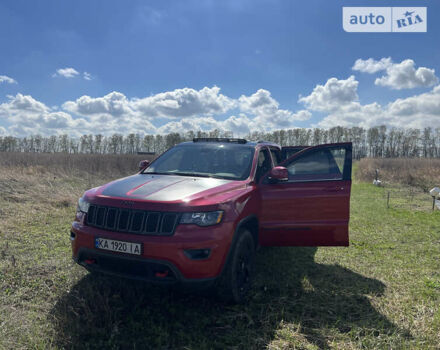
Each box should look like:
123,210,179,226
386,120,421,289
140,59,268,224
138,160,150,172
268,166,288,182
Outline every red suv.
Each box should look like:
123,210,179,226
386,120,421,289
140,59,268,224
71,138,352,302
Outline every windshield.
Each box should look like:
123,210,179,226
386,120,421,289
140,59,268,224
143,143,255,180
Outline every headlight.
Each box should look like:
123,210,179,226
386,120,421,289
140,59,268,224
180,211,223,226
77,197,90,213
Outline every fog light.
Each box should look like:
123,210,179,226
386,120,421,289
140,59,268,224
184,248,211,260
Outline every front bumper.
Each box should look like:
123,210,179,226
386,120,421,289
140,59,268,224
71,220,235,282
74,248,216,288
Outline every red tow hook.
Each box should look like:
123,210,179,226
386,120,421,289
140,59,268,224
84,259,96,265
155,270,169,278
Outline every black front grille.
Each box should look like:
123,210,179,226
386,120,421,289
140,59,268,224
86,205,179,235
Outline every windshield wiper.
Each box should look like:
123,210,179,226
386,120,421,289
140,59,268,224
171,172,213,178
143,171,212,178
143,171,235,180
142,171,174,175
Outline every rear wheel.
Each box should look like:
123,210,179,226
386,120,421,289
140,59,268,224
218,229,255,303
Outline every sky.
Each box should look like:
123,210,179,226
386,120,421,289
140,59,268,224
0,0,439,137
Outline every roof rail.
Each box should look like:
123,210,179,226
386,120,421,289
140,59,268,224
193,138,247,144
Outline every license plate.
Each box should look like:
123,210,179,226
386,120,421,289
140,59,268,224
95,238,142,255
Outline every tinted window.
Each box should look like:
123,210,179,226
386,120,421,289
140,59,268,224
286,148,345,181
270,148,281,166
144,143,254,180
255,148,272,182
281,146,307,161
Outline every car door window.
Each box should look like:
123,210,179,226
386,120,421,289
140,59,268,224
270,148,281,166
286,148,345,181
281,146,307,161
255,148,272,182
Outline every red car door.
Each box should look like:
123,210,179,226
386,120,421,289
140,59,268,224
258,143,352,246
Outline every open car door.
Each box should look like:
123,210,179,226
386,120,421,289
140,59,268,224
259,142,352,246
280,146,308,161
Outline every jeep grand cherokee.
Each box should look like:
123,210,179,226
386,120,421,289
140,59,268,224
71,138,352,302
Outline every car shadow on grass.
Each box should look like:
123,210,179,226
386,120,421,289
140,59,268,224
51,247,410,349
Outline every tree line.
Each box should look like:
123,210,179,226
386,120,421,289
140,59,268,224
1,126,440,159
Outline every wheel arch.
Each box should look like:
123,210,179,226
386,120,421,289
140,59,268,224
236,215,259,249
218,214,259,276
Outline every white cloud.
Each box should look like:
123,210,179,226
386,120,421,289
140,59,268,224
298,76,359,112
238,89,311,129
5,93,49,113
375,59,438,90
316,85,440,129
0,75,17,84
353,58,438,90
298,73,440,129
157,114,257,136
63,91,132,117
61,87,307,136
53,67,80,78
2,72,439,137
0,93,89,136
132,86,235,118
387,85,440,118
352,57,392,73
83,72,92,81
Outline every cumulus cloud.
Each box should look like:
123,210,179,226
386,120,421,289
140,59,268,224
63,91,132,117
353,58,438,90
61,87,308,135
0,86,313,136
0,75,17,84
53,67,80,78
3,73,439,137
0,93,89,136
132,86,235,118
299,73,440,129
316,85,440,129
238,89,311,129
298,76,359,112
352,57,392,73
5,93,49,113
0,93,156,137
375,59,438,90
65,87,235,118
157,114,259,136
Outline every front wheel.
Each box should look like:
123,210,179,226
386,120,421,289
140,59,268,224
218,229,255,303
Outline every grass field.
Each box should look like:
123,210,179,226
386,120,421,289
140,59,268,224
0,158,439,349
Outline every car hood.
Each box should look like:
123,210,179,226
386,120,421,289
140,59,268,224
90,174,245,204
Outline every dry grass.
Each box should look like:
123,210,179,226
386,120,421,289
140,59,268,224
357,158,440,192
0,152,154,178
0,153,150,210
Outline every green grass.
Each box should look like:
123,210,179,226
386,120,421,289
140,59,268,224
0,172,439,349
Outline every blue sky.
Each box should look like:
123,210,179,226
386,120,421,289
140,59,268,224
0,0,439,136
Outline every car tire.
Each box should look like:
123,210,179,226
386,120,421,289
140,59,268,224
217,228,255,303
